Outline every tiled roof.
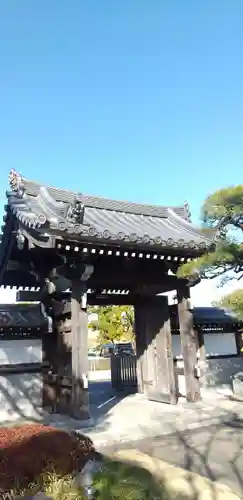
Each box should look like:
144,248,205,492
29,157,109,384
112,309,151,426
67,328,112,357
3,170,215,252
23,177,190,219
0,302,48,329
192,306,241,326
170,305,242,329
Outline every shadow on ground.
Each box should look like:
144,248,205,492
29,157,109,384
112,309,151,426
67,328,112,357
47,383,243,495
101,414,243,496
1,379,243,496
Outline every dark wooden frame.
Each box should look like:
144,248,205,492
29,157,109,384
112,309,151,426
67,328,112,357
0,361,49,375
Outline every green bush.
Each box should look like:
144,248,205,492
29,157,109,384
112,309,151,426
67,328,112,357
1,424,174,499
23,462,171,500
93,459,171,500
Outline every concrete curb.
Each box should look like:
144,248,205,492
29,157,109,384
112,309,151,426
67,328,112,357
107,449,241,500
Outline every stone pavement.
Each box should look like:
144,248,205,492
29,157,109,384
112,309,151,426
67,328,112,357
45,388,243,448
78,389,242,496
77,390,243,448
103,422,243,496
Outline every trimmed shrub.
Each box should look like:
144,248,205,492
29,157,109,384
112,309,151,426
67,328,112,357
0,424,95,492
93,459,170,500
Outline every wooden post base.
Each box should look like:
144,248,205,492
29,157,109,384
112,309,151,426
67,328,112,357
69,389,90,420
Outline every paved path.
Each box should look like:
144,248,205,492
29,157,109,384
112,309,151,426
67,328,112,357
101,422,243,496
83,391,243,444
45,385,243,495
87,389,243,495
89,381,113,408
89,380,125,419
146,423,243,496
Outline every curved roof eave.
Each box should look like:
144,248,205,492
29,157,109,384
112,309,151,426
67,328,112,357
2,170,215,253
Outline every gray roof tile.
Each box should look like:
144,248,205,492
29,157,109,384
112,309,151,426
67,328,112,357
22,177,190,219
193,306,241,325
170,305,242,328
4,171,215,252
0,302,48,329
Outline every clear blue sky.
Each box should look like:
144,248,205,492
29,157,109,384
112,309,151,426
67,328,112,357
0,0,242,223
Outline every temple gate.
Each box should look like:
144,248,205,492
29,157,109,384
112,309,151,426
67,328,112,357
0,169,215,420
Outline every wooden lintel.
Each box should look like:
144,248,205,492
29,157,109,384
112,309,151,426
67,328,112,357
51,286,180,312
177,284,201,402
88,265,177,289
13,259,186,299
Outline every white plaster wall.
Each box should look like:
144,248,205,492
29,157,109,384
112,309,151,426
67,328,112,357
173,333,239,394
175,357,243,395
0,339,42,365
0,373,43,423
204,358,243,388
204,332,237,356
172,335,181,357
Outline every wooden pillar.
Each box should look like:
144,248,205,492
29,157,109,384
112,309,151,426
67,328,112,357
197,328,208,388
42,325,58,412
197,328,206,363
177,284,201,402
155,298,177,404
134,303,147,393
70,280,89,420
55,312,72,414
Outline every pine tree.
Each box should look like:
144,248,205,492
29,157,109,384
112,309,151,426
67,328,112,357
178,185,243,284
213,289,243,319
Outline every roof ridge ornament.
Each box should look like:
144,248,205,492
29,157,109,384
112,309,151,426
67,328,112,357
184,201,191,222
67,196,85,224
9,169,25,197
16,230,25,250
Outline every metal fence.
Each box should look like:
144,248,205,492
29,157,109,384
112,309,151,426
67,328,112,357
111,354,138,391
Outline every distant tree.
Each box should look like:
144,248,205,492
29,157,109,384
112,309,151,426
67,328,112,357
178,185,243,285
88,305,134,346
213,289,243,320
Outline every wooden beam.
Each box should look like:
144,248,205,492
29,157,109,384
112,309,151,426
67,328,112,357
70,280,90,420
88,266,178,290
4,270,39,289
177,284,201,402
51,288,176,316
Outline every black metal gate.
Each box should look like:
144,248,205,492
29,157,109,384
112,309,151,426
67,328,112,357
111,354,138,391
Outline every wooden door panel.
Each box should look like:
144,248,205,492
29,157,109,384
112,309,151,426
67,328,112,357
135,297,177,404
